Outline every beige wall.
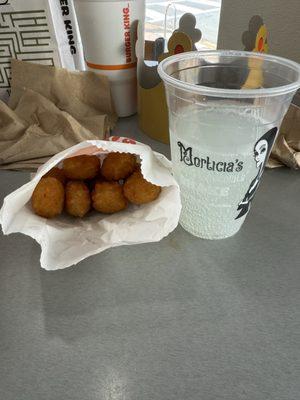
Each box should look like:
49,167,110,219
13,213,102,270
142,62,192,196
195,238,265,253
217,0,300,104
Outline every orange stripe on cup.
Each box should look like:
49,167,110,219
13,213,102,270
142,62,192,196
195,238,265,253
86,61,137,71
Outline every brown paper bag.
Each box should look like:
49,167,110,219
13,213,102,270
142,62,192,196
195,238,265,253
9,59,116,133
0,60,117,170
268,104,300,169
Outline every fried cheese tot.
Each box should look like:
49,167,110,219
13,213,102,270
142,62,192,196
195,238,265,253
44,167,66,185
31,177,64,218
123,171,161,205
92,181,127,214
101,152,136,181
63,155,100,180
65,181,91,217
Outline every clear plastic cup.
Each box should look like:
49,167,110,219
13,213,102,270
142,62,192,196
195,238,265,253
158,50,300,239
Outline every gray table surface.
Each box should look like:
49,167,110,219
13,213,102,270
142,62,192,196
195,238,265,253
0,116,299,400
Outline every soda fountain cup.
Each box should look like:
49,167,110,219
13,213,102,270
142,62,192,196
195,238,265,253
158,50,300,239
74,0,145,117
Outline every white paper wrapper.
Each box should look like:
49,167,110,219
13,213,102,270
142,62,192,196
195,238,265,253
0,137,181,270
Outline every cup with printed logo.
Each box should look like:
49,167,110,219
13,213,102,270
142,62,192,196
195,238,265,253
74,0,145,117
158,50,300,239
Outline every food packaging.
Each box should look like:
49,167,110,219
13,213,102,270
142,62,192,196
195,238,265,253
268,104,300,169
0,59,117,170
0,0,85,101
0,137,181,270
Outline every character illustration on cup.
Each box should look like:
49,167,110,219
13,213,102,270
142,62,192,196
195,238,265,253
236,127,277,219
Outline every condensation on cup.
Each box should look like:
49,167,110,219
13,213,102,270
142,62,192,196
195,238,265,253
158,51,300,240
74,0,145,117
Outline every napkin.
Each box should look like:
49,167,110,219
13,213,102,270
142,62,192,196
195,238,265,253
0,59,117,170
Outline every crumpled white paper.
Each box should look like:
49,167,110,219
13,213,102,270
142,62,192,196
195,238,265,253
0,138,181,270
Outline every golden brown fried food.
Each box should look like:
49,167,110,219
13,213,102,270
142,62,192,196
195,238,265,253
44,167,66,185
123,171,161,205
92,181,127,214
31,177,64,218
101,152,137,181
63,155,100,180
65,181,91,217
85,172,105,191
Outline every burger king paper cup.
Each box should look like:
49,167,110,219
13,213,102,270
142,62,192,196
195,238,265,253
74,0,145,117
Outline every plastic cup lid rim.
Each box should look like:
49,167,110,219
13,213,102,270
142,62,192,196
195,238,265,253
158,50,300,98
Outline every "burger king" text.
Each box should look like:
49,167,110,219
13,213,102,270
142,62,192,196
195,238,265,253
123,4,132,63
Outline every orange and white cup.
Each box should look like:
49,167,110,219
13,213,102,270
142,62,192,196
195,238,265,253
74,0,145,117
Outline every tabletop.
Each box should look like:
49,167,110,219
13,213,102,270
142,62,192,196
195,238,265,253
0,116,299,400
